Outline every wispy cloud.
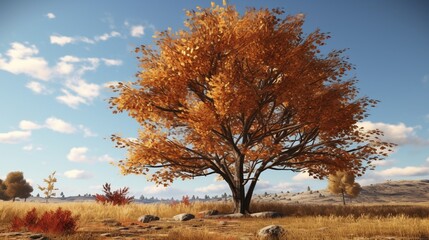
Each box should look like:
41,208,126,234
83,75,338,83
50,31,121,46
195,183,228,193
45,117,76,134
19,120,42,130
26,81,50,94
0,131,31,144
22,144,42,151
101,58,122,66
292,171,314,181
0,42,51,80
64,169,93,179
67,146,113,163
46,13,56,19
78,125,97,138
56,89,87,109
131,25,144,37
376,166,429,177
357,121,427,146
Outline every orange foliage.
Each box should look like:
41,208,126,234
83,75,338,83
11,207,78,235
95,183,134,206
109,3,394,213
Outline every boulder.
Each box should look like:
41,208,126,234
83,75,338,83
198,209,219,217
251,211,282,218
173,213,195,221
257,225,285,240
138,215,160,223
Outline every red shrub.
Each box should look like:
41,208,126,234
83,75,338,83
181,195,191,206
10,207,78,235
95,183,134,206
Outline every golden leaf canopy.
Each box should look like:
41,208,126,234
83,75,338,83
110,4,394,186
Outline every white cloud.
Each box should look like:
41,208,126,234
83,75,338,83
131,25,144,37
371,159,395,167
65,79,100,99
195,183,227,193
50,35,74,46
103,81,120,89
143,185,170,195
22,144,42,151
292,171,314,181
46,13,56,19
67,147,90,163
356,121,426,145
98,154,114,162
95,31,121,41
0,131,31,144
0,42,51,80
59,55,80,63
56,89,87,109
102,58,122,66
78,125,97,138
26,81,49,94
377,166,429,177
19,120,42,130
55,61,74,75
64,169,93,179
45,117,76,134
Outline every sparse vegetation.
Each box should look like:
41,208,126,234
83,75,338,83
10,207,79,235
95,183,134,206
328,171,362,205
1,201,429,239
38,171,59,203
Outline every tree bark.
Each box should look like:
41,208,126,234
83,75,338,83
341,189,346,205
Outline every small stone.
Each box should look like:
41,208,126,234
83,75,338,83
100,233,112,237
257,225,285,240
153,226,162,230
218,221,227,225
138,215,160,223
118,226,129,231
29,234,44,239
173,213,195,221
251,211,282,218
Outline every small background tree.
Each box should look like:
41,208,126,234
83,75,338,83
3,171,33,202
0,179,11,201
327,171,362,205
38,171,58,203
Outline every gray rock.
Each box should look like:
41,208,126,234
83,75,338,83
251,211,282,218
173,213,195,221
257,225,285,240
198,210,219,217
29,234,43,239
138,215,160,223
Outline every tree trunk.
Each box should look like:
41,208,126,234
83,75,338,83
341,189,346,205
12,197,15,202
231,188,251,214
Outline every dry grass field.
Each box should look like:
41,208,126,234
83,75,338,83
1,200,429,240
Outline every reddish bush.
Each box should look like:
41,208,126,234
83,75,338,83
95,183,134,206
181,195,191,206
11,207,78,235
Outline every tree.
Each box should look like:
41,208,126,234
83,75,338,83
4,171,33,202
327,171,362,205
0,179,11,201
109,3,394,214
38,171,58,203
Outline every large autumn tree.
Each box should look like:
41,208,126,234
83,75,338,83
110,3,394,214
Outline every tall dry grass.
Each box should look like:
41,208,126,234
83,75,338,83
1,201,429,239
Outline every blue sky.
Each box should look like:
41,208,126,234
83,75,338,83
0,0,428,199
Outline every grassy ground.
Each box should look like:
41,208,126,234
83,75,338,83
1,201,429,239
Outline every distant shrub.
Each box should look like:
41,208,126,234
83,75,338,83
95,183,134,206
11,207,78,235
182,195,191,206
